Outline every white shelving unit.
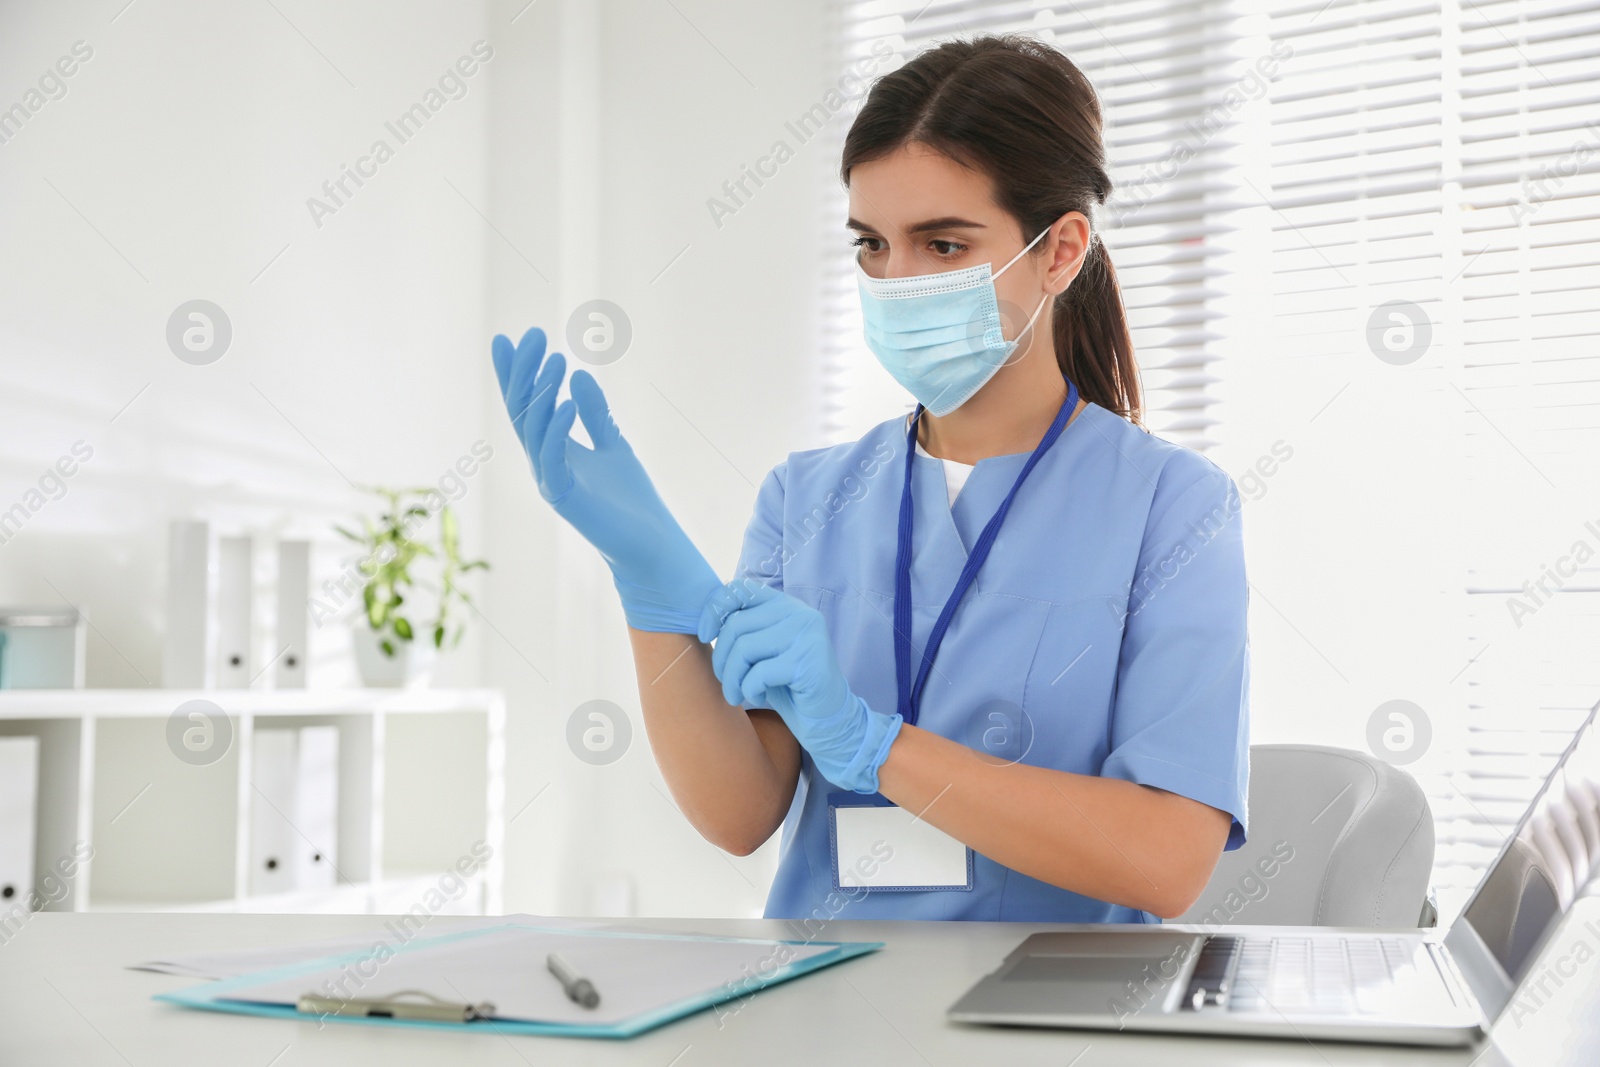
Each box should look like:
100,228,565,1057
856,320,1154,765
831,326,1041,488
0,688,505,915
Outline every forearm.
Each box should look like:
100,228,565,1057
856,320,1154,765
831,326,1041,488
875,724,1230,918
627,629,799,855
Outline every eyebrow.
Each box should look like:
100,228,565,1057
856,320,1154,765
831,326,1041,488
845,216,988,236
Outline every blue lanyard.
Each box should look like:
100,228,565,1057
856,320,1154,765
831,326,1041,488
893,377,1080,728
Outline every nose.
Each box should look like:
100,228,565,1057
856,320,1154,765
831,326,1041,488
859,245,939,281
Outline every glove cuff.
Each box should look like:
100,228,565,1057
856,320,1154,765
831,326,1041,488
834,695,904,795
612,567,722,635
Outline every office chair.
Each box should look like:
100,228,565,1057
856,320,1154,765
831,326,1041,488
1176,744,1434,928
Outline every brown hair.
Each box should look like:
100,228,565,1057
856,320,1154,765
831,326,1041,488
840,34,1142,424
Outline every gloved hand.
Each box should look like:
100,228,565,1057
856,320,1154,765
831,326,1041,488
698,579,903,794
492,326,722,633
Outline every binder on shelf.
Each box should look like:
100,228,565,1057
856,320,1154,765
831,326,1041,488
163,520,211,688
250,727,339,896
249,729,296,896
274,540,310,688
295,726,338,892
215,535,252,688
0,736,39,910
156,922,883,1037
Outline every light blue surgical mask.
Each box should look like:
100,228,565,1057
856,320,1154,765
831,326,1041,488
856,226,1053,416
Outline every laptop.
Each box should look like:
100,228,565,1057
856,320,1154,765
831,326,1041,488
948,698,1600,1046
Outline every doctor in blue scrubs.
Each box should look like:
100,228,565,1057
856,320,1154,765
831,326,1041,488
493,34,1249,924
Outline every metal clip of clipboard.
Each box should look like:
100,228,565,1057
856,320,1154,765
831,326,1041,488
295,988,496,1023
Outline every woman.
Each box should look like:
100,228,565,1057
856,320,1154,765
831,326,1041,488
492,34,1248,924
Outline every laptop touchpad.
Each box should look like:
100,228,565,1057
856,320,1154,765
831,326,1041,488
997,933,1200,1014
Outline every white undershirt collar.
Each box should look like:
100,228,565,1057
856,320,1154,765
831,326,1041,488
906,413,974,506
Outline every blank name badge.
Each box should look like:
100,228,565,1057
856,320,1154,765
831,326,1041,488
828,793,973,892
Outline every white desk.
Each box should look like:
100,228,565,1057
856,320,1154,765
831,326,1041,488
4,906,1597,1066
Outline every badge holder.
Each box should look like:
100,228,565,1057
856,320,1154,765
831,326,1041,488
827,792,974,893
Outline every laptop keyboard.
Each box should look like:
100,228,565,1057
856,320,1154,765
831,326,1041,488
1181,935,1415,1015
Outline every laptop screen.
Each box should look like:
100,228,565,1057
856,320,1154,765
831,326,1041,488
1450,698,1600,1002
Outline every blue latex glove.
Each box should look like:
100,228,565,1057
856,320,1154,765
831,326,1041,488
698,579,904,794
492,326,722,633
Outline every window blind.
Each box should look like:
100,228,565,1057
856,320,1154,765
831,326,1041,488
1258,0,1599,922
1445,0,1600,920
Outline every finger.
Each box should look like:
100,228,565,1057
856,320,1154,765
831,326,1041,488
710,599,798,682
739,653,803,710
504,326,547,424
519,351,567,475
710,596,798,680
491,333,516,401
519,347,565,436
504,333,551,442
716,615,808,708
538,399,579,501
569,370,622,450
699,584,737,644
698,578,783,643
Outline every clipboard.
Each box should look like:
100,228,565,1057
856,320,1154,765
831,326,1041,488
154,921,883,1038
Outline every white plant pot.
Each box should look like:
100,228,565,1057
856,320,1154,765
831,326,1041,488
351,625,435,689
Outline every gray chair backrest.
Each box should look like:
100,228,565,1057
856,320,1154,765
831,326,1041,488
1176,744,1434,928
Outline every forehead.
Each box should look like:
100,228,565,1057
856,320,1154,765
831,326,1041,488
846,143,1003,230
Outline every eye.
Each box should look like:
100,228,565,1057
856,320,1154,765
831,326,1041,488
929,239,968,258
849,234,883,255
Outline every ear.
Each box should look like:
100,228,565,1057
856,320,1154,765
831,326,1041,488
1043,211,1094,296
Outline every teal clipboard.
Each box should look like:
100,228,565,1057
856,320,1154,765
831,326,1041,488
154,922,883,1038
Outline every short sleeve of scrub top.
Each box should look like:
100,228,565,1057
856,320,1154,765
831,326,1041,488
732,464,790,593
1098,449,1251,851
729,404,1249,924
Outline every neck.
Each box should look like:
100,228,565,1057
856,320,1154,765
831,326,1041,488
917,327,1081,464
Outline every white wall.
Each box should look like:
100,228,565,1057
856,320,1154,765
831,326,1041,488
0,0,495,681
481,0,832,916
0,0,495,890
1,0,838,917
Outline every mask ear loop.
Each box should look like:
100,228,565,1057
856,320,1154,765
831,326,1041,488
995,225,1100,356
992,225,1053,280
994,226,1058,358
1002,289,1054,363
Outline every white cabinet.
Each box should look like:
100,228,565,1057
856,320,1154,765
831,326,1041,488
0,689,504,914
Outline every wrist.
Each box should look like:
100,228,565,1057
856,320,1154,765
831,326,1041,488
836,696,904,795
612,568,721,634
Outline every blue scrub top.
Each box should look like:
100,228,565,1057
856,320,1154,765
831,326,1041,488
733,401,1251,924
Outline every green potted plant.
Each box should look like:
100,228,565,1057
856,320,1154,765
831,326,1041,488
336,486,489,687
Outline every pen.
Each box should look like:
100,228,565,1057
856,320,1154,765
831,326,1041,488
547,951,600,1008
